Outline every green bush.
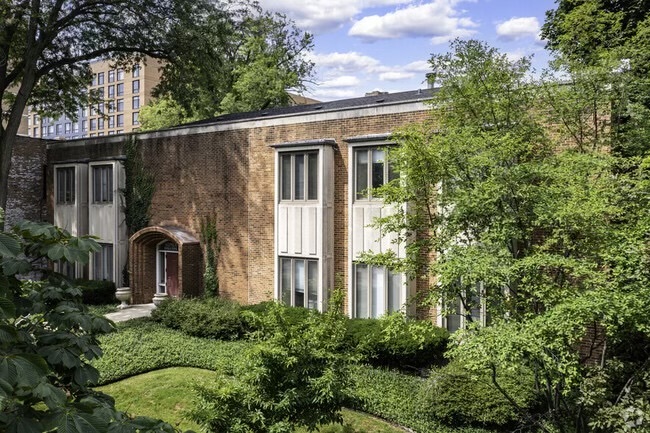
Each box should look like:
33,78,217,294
241,301,314,333
94,318,251,384
151,297,245,340
75,278,117,305
420,360,540,428
348,364,492,433
344,313,449,369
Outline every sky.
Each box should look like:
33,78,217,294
256,0,558,101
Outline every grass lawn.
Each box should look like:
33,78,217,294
96,367,408,433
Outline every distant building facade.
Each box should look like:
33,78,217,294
24,58,161,140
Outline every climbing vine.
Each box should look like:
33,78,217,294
199,215,220,297
120,136,155,285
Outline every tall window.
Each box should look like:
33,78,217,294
81,120,87,131
108,85,115,98
280,257,318,309
117,69,124,80
280,152,318,201
92,165,113,203
97,72,104,85
89,119,97,131
132,96,140,109
132,112,139,125
116,114,124,127
132,64,140,77
354,264,401,318
132,79,140,93
116,99,124,112
108,115,115,128
56,167,75,204
354,147,397,200
444,282,488,332
108,70,115,83
94,243,113,281
116,83,124,96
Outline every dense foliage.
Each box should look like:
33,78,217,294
76,279,117,306
188,295,351,433
0,218,181,432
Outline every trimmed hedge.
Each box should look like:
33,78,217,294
419,361,540,428
150,297,245,340
344,314,449,369
93,319,251,384
76,279,117,305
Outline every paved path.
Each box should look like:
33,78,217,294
105,303,155,323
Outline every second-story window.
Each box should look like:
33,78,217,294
354,147,397,200
92,165,113,203
56,167,75,205
280,152,318,201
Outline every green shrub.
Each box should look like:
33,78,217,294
94,318,251,384
344,313,449,369
151,297,245,340
348,364,492,433
242,301,314,332
75,278,117,305
420,360,540,428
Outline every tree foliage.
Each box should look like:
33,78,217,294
0,214,183,432
367,39,650,432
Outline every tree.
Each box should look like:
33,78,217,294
152,1,313,122
369,39,650,431
0,214,183,432
0,0,313,215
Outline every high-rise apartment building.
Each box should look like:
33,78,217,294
25,58,161,139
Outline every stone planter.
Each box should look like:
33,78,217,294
115,287,132,309
152,291,169,307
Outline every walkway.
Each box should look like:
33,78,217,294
105,303,155,323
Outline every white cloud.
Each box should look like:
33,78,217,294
257,0,413,33
403,60,431,73
379,71,415,81
308,88,359,100
320,75,361,88
348,0,478,43
496,17,540,41
307,51,381,73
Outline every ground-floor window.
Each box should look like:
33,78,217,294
280,257,318,309
354,264,402,318
444,281,489,332
93,243,113,281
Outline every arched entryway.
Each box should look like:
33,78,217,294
129,226,202,304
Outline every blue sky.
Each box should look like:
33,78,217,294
257,0,557,100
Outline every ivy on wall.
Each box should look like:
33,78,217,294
120,136,155,285
199,215,220,297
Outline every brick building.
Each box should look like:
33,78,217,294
44,89,439,319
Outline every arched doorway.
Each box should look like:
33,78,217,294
129,225,202,303
157,240,179,297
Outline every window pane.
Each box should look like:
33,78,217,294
294,154,305,200
281,155,291,200
281,259,292,305
372,149,385,189
371,266,384,318
294,260,305,307
356,150,368,199
388,270,401,312
94,168,101,202
158,251,166,292
355,264,368,318
446,297,462,332
307,260,318,309
307,153,318,200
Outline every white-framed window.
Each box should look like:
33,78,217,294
93,243,113,281
280,257,318,309
92,165,113,203
280,152,318,201
353,264,402,318
354,147,397,200
157,241,178,294
442,282,489,332
56,167,75,205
